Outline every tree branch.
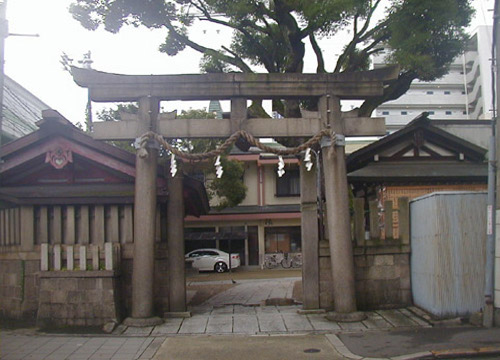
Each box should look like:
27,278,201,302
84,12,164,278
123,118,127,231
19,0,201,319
358,71,417,116
309,33,325,73
163,20,253,72
189,0,275,70
334,0,383,73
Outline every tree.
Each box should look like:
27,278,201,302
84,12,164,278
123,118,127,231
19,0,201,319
96,105,247,209
70,0,474,116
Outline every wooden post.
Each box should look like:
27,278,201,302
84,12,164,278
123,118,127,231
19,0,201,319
384,201,394,240
13,208,20,245
108,206,119,243
398,197,410,244
41,243,49,271
54,244,62,270
20,206,34,251
52,206,62,244
353,198,365,247
125,96,163,326
300,158,320,309
67,246,74,270
320,95,363,320
38,207,48,245
167,172,187,313
369,200,380,240
79,206,90,244
65,206,76,245
80,245,87,271
105,242,114,270
92,245,100,270
93,206,105,244
122,206,134,243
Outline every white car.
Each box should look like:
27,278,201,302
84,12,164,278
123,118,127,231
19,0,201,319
185,249,241,273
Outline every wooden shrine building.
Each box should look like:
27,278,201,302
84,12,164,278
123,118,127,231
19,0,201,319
0,110,208,326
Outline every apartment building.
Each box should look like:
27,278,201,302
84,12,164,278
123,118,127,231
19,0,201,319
374,26,493,132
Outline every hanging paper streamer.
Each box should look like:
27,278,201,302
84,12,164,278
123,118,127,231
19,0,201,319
277,156,285,177
170,153,177,177
215,155,223,178
304,148,313,171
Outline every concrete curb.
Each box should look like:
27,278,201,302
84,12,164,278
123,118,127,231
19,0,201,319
431,346,500,358
325,333,500,360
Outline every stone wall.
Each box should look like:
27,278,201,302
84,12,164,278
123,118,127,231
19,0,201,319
119,247,170,317
37,271,121,327
319,241,411,310
0,259,39,320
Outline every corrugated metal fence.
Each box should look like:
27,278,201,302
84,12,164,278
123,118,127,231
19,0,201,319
411,191,486,318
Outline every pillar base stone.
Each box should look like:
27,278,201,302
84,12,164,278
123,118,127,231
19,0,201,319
297,309,326,315
164,311,192,318
326,311,366,323
123,316,163,327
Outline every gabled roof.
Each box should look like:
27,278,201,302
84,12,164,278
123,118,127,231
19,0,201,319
346,113,488,183
347,113,487,171
0,110,209,215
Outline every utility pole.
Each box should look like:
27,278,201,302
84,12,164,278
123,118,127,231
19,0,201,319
0,0,8,157
485,0,499,327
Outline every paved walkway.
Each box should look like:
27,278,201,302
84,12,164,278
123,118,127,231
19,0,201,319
2,276,499,360
188,277,299,306
111,306,428,336
0,334,164,360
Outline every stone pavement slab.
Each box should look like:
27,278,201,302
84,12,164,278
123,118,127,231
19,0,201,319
154,335,346,360
337,326,500,359
257,314,287,332
233,314,260,334
111,306,428,336
0,335,164,360
151,319,183,335
206,315,233,334
177,316,208,334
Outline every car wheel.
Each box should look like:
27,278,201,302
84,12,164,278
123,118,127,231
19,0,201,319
214,261,228,273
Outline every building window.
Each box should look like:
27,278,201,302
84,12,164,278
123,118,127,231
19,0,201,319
463,111,467,115
382,111,389,115
428,111,435,115
445,111,452,115
444,91,451,95
276,169,300,196
426,91,434,95
265,227,301,253
401,111,408,115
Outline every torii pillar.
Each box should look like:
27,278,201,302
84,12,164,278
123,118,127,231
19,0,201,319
123,96,163,327
70,66,398,321
321,95,365,321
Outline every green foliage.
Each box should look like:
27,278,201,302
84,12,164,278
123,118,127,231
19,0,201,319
209,157,247,210
96,104,139,152
70,0,474,116
95,105,247,208
175,109,248,209
385,0,473,80
97,103,138,122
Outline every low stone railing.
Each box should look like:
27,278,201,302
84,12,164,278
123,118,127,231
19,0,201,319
40,243,120,271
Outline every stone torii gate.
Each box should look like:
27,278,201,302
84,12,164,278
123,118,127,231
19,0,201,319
72,67,399,325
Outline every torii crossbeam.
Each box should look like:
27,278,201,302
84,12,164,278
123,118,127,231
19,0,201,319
72,66,399,325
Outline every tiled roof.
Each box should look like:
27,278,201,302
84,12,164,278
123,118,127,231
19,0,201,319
2,76,50,140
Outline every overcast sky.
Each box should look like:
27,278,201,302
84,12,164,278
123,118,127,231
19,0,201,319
4,0,495,126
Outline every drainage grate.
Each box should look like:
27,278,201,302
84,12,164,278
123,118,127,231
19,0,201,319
303,348,321,353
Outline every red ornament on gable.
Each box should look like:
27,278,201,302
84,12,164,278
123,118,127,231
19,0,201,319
45,146,73,169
